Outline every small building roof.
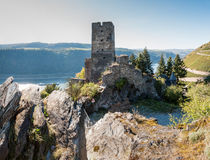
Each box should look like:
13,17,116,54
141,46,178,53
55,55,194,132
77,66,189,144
169,72,176,81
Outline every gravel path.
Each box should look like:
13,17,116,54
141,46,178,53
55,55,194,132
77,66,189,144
180,77,205,82
196,52,210,57
186,68,210,76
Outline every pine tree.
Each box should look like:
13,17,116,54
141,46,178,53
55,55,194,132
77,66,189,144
173,54,187,80
142,48,153,74
129,53,136,66
136,52,146,74
166,56,173,77
157,54,166,76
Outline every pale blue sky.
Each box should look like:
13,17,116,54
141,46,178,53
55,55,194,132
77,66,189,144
0,0,209,49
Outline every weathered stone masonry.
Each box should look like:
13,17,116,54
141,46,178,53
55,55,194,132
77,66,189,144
85,22,115,82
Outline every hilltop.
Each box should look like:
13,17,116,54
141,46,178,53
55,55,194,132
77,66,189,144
184,42,210,75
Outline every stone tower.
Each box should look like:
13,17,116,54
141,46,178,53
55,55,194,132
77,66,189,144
85,22,115,82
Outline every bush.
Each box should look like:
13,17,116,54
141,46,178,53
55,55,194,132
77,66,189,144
170,83,210,126
181,84,210,122
80,83,100,98
115,78,128,90
66,82,83,101
76,67,85,79
164,85,183,104
66,82,100,101
41,84,59,99
154,78,166,97
189,129,205,144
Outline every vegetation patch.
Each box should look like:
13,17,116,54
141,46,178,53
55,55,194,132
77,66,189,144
115,78,128,90
66,81,100,101
76,67,85,79
41,83,59,99
134,99,179,113
154,78,166,97
93,146,100,152
164,85,183,104
189,129,205,144
80,82,100,98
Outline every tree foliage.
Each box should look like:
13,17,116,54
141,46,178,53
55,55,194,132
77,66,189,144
173,54,187,80
135,48,153,75
166,56,173,77
156,54,166,76
129,53,136,66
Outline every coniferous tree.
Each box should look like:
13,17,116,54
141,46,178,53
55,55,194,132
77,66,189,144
142,48,153,74
129,53,136,66
173,54,187,80
156,54,166,76
136,52,146,74
166,56,173,77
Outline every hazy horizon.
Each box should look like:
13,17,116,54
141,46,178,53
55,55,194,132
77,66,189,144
0,0,209,49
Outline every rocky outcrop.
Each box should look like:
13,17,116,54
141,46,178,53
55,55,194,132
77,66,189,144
14,86,41,158
0,122,10,160
0,77,21,160
46,90,87,160
86,112,179,160
0,77,21,128
0,77,86,160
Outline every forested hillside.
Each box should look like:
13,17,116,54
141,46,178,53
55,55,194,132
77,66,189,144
0,43,192,75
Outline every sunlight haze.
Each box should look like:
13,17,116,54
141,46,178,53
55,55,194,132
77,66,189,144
0,0,210,49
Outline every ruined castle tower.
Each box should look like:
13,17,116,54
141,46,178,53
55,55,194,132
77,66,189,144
85,22,115,82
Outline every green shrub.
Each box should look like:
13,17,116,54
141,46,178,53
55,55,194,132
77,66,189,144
41,90,49,99
189,129,205,143
66,82,83,101
181,84,210,122
80,83,100,98
115,78,128,90
67,82,100,101
76,67,85,79
170,83,210,126
154,78,166,96
41,84,59,99
164,85,183,104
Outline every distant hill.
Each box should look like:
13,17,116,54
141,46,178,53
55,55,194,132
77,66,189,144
0,42,91,49
184,42,210,73
0,42,192,76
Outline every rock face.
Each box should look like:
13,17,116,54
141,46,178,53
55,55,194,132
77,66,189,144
0,77,86,160
46,90,87,159
14,86,41,159
0,77,21,160
86,112,179,160
0,77,21,128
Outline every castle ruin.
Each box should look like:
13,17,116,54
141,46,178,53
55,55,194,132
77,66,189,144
85,22,115,82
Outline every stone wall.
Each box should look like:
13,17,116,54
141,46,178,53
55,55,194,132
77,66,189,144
102,55,158,98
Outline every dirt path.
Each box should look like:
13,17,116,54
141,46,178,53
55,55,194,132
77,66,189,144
186,68,210,76
197,52,210,56
180,77,205,82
